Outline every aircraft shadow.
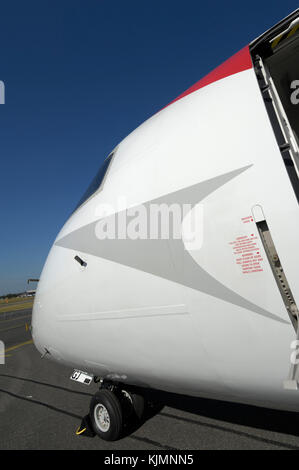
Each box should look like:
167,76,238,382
141,387,299,440
0,373,93,397
2,373,299,447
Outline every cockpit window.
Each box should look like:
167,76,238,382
74,153,113,211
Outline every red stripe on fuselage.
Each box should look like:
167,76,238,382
165,45,252,108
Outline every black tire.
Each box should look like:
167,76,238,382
89,389,123,441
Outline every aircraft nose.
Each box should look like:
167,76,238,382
32,291,65,362
31,261,63,361
31,243,75,363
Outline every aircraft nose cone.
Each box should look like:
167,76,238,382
32,293,65,363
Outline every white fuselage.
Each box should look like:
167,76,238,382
32,35,299,412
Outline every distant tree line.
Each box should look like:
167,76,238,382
0,292,25,299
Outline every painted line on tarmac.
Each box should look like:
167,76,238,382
5,340,33,353
0,314,31,324
0,323,28,333
0,305,33,315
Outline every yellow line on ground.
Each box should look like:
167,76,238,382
0,297,33,306
0,302,33,314
0,323,27,333
5,339,33,353
0,315,31,324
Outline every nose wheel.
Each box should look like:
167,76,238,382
89,384,147,441
89,389,123,441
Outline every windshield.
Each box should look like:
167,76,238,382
74,153,113,211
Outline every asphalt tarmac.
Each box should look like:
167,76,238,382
1,307,299,450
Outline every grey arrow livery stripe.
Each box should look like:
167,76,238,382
56,165,288,325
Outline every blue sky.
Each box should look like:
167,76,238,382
0,0,298,295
